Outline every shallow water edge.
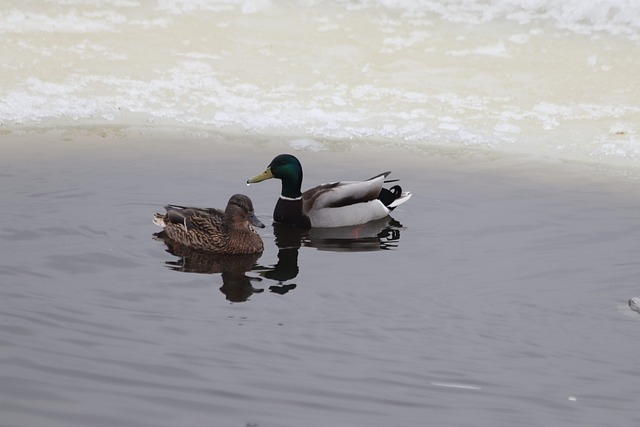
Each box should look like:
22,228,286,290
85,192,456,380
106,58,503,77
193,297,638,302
4,125,640,182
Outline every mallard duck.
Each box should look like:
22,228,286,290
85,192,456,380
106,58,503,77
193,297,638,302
247,154,411,228
152,194,265,254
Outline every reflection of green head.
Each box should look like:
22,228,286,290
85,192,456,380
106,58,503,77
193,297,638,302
247,154,304,199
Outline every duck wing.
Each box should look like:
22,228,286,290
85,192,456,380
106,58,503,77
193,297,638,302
164,206,224,233
302,172,389,214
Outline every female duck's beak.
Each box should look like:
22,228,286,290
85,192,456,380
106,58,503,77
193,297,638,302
248,211,266,228
247,167,273,184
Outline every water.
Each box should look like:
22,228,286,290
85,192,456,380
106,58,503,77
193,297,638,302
1,0,640,171
2,134,640,427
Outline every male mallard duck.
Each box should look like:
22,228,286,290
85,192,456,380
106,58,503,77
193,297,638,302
247,154,411,228
152,194,265,254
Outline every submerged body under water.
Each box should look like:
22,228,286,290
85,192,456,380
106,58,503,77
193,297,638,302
1,134,640,427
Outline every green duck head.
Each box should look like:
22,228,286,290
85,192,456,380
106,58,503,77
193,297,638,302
247,154,303,199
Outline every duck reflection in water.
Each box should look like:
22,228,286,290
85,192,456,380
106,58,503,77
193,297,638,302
254,216,404,285
305,216,402,252
155,216,404,302
154,234,265,303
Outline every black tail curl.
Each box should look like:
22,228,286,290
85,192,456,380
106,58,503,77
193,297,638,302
377,185,403,209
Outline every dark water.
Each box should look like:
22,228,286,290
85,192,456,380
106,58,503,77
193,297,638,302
1,134,640,427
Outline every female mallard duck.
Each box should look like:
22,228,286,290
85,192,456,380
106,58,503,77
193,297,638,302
152,194,265,254
247,154,411,228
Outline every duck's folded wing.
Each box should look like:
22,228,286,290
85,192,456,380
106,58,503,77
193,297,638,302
165,205,223,216
303,172,389,213
165,207,223,232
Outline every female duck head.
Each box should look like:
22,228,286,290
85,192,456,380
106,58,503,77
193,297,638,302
225,194,265,229
247,154,303,199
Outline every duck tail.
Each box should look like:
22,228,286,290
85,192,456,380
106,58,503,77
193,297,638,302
389,190,412,209
378,185,412,210
152,213,167,228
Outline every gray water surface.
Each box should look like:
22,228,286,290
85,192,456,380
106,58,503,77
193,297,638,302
1,136,640,427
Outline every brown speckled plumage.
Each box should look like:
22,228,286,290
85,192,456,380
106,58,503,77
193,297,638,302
153,194,264,254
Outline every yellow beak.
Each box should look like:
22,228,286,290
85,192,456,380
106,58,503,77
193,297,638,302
247,167,273,184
